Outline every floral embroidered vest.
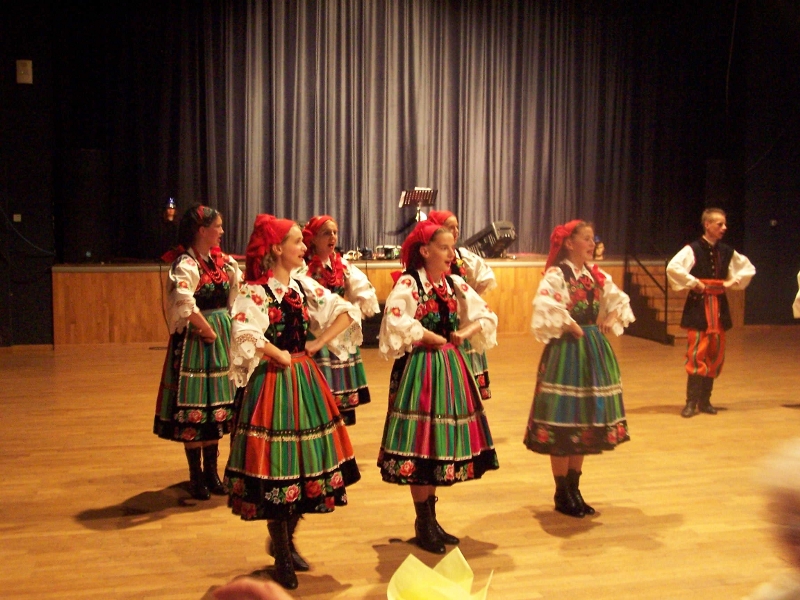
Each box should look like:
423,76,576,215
262,281,310,353
405,270,459,337
559,263,601,326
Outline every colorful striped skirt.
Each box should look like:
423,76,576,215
378,343,499,486
311,341,371,425
224,353,361,521
154,308,235,442
460,338,491,399
524,325,629,455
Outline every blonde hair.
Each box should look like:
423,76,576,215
701,208,726,226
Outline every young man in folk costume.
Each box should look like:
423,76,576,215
666,208,756,418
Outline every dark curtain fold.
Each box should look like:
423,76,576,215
92,0,699,258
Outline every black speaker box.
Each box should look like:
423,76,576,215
61,149,111,262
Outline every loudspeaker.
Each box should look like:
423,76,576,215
461,221,517,258
61,149,111,262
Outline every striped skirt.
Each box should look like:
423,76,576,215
460,338,492,399
224,353,361,521
153,308,235,442
311,342,371,425
378,343,499,486
524,325,629,456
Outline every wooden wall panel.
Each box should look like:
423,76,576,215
53,261,725,344
52,267,170,345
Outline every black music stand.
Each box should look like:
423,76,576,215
398,188,438,222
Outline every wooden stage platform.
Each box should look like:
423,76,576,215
50,258,745,345
1,326,798,599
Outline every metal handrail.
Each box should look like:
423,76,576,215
628,253,667,295
623,250,672,344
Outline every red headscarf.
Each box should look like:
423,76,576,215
545,219,583,271
544,219,605,285
245,214,296,283
400,220,443,268
301,215,335,257
426,210,455,226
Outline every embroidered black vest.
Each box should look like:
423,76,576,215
679,239,734,331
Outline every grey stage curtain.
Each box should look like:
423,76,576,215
164,0,635,255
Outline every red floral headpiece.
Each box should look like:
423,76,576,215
426,210,455,226
302,215,335,256
245,214,296,283
400,220,443,267
545,219,583,271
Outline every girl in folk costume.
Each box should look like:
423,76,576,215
300,215,379,425
378,220,499,554
154,204,241,501
223,215,361,590
426,210,497,399
523,220,634,518
795,270,800,319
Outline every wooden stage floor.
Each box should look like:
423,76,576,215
2,326,799,599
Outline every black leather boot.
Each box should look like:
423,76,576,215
413,501,446,554
267,520,298,590
269,513,310,571
566,469,595,515
554,475,584,518
202,444,226,495
682,375,704,418
427,495,459,545
184,446,210,500
697,377,718,414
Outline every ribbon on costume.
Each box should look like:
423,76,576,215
590,263,606,287
160,244,186,264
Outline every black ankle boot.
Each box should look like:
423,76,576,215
184,447,210,500
413,501,446,554
697,377,718,414
267,520,298,590
566,469,595,515
269,514,310,571
427,496,459,545
554,475,584,518
682,374,704,418
202,444,226,495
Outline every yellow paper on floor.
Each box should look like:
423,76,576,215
387,547,492,600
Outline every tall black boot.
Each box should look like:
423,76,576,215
202,444,226,495
269,513,310,571
413,501,446,554
682,374,704,418
697,377,718,414
184,447,210,500
554,475,584,518
267,520,298,590
427,495,459,545
566,469,595,515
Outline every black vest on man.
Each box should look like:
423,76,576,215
679,238,734,331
